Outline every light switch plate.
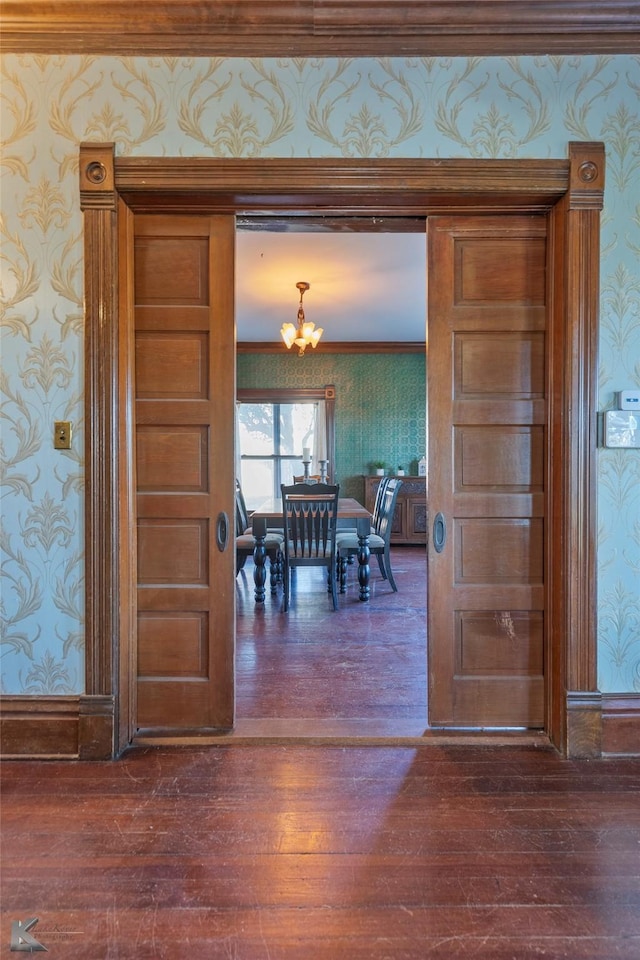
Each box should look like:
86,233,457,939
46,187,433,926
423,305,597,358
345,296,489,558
54,421,72,450
604,410,639,448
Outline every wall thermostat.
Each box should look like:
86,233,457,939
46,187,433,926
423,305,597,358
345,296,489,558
617,390,640,411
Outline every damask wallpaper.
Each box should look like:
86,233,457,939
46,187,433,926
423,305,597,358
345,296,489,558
1,55,639,696
237,353,427,499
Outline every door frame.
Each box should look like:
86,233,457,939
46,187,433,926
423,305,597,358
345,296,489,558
79,141,604,758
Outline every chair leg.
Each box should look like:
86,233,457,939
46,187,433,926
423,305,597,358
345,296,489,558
330,561,339,610
338,549,397,593
283,560,290,611
382,546,398,592
338,555,348,593
269,554,279,594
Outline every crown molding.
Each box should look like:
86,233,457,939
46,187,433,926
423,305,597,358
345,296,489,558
237,341,425,354
2,1,639,56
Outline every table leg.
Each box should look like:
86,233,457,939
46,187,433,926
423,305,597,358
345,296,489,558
356,517,370,601
252,516,267,603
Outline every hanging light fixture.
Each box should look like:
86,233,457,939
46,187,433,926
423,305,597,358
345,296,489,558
281,281,323,356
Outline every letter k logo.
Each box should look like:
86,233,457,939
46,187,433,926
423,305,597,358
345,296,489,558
10,917,47,952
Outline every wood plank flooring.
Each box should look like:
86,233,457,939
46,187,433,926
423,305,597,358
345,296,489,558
2,744,639,958
5,547,638,957
234,546,428,737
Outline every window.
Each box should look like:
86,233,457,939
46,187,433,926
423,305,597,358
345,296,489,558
237,386,335,510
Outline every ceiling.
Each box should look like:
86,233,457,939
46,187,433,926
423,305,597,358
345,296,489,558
235,226,427,344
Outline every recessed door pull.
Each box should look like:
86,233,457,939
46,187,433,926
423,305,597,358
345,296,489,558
216,511,230,552
433,512,447,553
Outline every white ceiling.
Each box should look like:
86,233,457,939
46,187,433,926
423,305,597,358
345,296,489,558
235,230,427,343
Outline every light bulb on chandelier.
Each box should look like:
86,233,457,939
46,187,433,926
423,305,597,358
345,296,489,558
281,281,323,356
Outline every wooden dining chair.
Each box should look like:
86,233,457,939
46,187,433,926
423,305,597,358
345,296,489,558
280,482,340,611
235,480,283,591
235,479,251,535
338,474,391,537
236,477,284,535
336,478,403,593
372,475,392,526
292,474,322,484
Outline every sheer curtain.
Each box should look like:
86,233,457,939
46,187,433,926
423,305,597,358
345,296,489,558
235,401,242,483
311,400,327,478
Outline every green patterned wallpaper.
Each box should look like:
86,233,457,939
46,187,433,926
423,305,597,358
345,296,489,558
238,353,426,500
1,54,639,696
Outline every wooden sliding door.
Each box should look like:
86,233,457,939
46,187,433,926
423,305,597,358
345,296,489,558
427,215,547,728
132,214,236,733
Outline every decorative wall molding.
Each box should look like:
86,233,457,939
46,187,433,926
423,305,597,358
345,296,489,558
568,141,607,211
80,144,119,731
544,142,604,755
0,696,115,759
601,694,640,757
562,143,603,697
78,695,116,760
3,692,638,758
564,691,602,759
0,697,81,758
2,1,639,56
237,342,425,354
115,157,570,214
79,142,116,212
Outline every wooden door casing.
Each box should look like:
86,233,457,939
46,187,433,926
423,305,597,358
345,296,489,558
133,214,235,733
77,146,603,759
427,215,548,728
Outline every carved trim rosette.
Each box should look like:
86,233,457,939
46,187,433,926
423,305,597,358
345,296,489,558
568,142,605,211
79,142,116,211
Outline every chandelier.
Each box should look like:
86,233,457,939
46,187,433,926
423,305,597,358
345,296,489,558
281,281,323,356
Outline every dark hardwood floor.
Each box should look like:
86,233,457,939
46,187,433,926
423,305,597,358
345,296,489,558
4,547,638,957
0,548,640,960
2,744,639,958
234,545,429,738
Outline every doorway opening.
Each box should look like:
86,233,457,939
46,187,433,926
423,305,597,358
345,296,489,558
234,218,428,736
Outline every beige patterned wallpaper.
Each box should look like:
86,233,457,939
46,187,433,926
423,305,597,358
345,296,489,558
1,55,639,695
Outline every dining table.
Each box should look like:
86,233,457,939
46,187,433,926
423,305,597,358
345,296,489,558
250,496,373,604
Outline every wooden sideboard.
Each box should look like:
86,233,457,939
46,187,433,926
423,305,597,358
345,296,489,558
363,475,427,545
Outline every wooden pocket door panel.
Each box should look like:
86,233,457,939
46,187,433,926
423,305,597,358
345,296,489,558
428,215,547,728
133,214,235,733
